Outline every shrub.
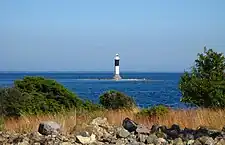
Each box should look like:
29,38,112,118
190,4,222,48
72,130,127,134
0,116,3,131
0,87,27,117
0,76,101,117
14,76,83,109
179,47,225,108
137,104,169,117
99,90,136,109
81,100,104,111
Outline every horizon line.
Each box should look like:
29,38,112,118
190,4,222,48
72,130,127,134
0,70,185,73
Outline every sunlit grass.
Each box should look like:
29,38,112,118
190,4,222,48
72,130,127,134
2,108,225,133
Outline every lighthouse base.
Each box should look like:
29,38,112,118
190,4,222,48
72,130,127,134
113,74,122,80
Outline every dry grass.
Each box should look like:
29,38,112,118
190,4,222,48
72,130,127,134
2,108,225,133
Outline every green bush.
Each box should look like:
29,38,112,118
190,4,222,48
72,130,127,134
137,104,169,117
179,47,225,108
0,76,101,117
14,76,83,109
81,100,104,111
0,87,27,117
0,116,4,131
99,90,136,109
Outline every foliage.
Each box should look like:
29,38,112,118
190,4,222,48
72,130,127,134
0,76,101,117
14,76,83,108
137,104,169,117
0,115,4,131
99,90,136,109
81,100,104,111
179,47,225,108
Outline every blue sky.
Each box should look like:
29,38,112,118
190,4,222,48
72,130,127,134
0,0,225,72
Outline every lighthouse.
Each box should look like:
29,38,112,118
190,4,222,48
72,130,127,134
113,53,122,80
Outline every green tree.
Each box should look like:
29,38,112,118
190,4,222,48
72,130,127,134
99,90,136,109
179,47,225,108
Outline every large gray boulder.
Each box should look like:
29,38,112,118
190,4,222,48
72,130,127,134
38,121,61,135
122,118,138,132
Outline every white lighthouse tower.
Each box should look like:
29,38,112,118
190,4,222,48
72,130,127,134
113,53,122,80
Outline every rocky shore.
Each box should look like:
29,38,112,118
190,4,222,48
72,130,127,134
1,117,225,145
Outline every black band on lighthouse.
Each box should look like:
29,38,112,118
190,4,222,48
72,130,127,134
115,60,119,66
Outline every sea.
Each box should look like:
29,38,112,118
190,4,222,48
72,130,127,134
0,72,188,109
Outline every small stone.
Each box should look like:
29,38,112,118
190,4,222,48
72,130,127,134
38,121,61,135
156,138,167,144
205,138,215,145
166,129,179,139
155,131,167,139
60,142,73,145
136,125,150,134
171,124,181,132
117,128,130,138
76,133,96,144
146,134,158,144
197,136,214,145
216,139,225,145
137,134,148,143
115,139,125,145
18,140,29,145
173,138,184,145
187,140,195,145
193,139,202,145
181,133,194,141
122,118,138,132
222,126,225,132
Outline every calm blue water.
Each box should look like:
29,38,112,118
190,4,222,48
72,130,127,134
0,72,188,108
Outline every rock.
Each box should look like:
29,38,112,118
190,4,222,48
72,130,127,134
60,142,73,145
173,138,184,145
193,139,202,145
197,136,214,145
222,126,225,132
187,140,195,145
170,124,181,132
151,124,160,133
90,117,109,129
207,129,222,138
137,134,147,143
115,139,125,145
183,127,196,135
151,124,167,133
216,139,225,145
117,127,130,138
156,137,167,144
136,124,150,134
166,124,181,139
76,133,96,144
38,121,61,135
122,118,138,133
156,131,167,139
166,129,179,139
205,138,215,145
18,140,29,145
85,118,112,140
179,133,194,141
146,134,158,144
